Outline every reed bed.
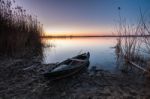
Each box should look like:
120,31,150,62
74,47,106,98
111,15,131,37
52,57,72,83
115,7,150,74
116,21,142,62
140,12,150,55
139,11,150,72
0,0,43,57
115,7,147,71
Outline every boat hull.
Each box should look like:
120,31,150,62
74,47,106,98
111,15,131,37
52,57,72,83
43,52,90,80
44,61,89,80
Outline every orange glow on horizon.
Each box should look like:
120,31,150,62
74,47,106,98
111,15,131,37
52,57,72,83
43,37,116,47
44,32,103,36
44,31,112,36
44,26,113,36
44,32,112,36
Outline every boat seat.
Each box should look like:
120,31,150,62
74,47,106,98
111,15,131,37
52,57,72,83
52,64,68,72
70,59,86,62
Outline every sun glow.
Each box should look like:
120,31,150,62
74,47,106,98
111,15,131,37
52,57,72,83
44,26,113,36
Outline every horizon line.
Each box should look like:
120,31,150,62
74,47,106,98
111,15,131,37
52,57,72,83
41,34,150,38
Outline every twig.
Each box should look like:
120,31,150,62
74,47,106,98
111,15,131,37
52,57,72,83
129,61,150,73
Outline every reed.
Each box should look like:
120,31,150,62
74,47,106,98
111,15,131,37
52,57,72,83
138,10,150,73
0,0,43,58
115,7,144,67
116,25,142,63
139,10,150,55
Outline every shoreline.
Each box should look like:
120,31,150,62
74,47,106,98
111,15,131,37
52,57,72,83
41,35,150,38
0,58,150,99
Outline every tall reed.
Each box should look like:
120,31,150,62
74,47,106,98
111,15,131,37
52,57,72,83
116,25,142,62
0,0,43,58
115,7,144,66
139,10,150,55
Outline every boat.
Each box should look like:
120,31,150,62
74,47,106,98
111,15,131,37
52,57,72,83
43,52,90,80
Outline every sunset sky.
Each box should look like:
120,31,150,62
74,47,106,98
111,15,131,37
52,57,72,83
16,0,150,36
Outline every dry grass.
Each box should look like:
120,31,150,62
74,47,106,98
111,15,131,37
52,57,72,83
139,11,150,55
0,0,43,57
116,21,142,63
114,7,150,74
115,7,147,70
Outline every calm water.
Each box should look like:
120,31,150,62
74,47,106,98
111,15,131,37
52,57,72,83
43,37,118,71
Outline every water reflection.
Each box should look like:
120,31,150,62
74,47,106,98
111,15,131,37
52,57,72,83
43,37,118,71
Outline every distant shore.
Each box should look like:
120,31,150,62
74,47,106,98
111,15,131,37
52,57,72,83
41,35,150,38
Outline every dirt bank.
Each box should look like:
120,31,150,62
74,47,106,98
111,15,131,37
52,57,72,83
0,58,150,99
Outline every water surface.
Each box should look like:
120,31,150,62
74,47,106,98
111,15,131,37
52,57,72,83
43,37,118,71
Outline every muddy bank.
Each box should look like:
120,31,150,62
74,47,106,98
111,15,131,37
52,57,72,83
0,58,150,99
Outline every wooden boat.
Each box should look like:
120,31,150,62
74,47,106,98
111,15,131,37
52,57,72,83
43,52,90,80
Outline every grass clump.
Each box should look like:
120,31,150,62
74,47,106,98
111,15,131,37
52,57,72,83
114,7,150,75
0,0,43,58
